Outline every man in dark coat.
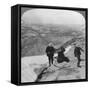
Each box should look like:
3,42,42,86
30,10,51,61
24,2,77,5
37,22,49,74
57,47,69,63
46,43,55,66
73,44,84,68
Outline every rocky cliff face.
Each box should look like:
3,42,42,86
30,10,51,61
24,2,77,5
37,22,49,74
35,63,85,82
21,58,85,83
21,45,85,83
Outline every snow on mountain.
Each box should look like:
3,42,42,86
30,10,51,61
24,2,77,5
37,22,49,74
21,55,48,82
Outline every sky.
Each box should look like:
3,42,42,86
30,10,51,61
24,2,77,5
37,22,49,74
21,8,85,27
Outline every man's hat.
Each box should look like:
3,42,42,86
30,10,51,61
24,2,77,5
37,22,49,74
48,42,53,46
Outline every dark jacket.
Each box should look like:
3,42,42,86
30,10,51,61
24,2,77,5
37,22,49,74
46,46,55,57
57,48,65,63
74,46,83,57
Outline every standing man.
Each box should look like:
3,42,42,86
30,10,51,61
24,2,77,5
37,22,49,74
73,44,84,68
46,43,55,66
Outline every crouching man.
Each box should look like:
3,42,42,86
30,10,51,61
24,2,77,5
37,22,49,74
46,43,55,66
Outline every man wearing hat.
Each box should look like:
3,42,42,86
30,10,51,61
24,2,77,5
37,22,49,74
46,43,55,66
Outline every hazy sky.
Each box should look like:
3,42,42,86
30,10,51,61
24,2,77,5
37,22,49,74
21,8,85,27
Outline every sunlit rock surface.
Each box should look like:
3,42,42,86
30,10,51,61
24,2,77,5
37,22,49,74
21,47,85,82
